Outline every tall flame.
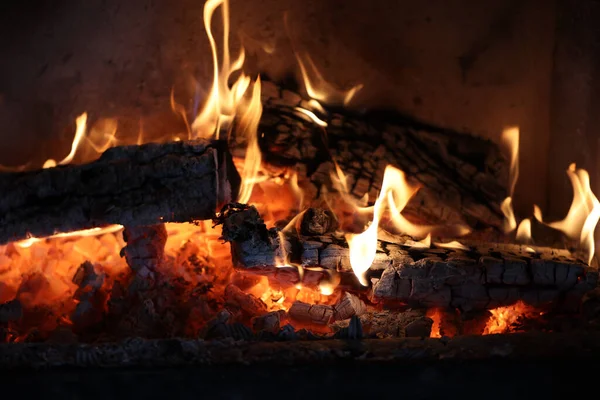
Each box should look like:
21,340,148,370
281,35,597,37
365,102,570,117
43,113,88,169
189,0,263,203
500,126,519,233
191,0,251,140
346,166,432,286
535,164,600,264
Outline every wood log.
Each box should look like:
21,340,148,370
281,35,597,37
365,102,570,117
248,80,508,229
288,301,334,325
3,331,600,370
121,224,167,291
333,292,367,321
217,205,599,312
224,284,268,317
0,140,240,244
331,309,433,338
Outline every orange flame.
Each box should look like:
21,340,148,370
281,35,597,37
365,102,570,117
347,166,432,286
534,164,600,264
190,0,263,204
500,126,519,233
483,301,533,335
515,218,532,243
43,113,88,169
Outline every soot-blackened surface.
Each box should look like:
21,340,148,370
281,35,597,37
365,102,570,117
0,359,580,400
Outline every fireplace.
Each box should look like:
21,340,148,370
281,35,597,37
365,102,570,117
1,0,600,397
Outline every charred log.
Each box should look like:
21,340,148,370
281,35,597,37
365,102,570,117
251,81,508,229
4,331,600,369
217,205,599,312
0,140,240,244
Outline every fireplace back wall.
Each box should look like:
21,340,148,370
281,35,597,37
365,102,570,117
0,0,581,218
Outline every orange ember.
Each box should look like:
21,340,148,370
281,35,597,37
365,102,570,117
483,301,538,335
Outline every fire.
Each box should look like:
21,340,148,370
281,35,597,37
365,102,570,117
500,126,519,233
42,113,88,169
515,218,532,243
483,301,534,335
347,166,433,286
427,309,442,338
534,164,600,264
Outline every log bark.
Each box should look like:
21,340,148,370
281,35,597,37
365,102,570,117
249,81,508,229
217,205,599,312
0,140,240,244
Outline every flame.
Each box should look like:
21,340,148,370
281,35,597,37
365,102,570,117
427,309,442,338
515,218,532,243
346,166,436,286
235,78,263,203
191,0,251,140
500,126,519,233
534,164,600,264
43,113,88,169
294,107,328,127
289,172,305,210
483,301,533,335
190,0,263,204
15,225,123,249
295,51,363,106
434,240,469,251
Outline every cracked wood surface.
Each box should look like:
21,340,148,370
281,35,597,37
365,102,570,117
0,140,240,244
219,206,598,311
242,81,508,230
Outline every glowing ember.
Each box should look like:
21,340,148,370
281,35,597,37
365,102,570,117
483,301,535,335
427,309,442,338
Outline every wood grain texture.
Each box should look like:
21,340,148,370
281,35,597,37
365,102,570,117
218,205,598,311
0,140,240,244
247,81,508,229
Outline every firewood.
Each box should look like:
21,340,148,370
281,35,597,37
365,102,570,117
217,205,599,311
331,309,432,338
0,299,22,323
0,140,240,244
333,292,366,321
288,301,334,325
224,284,268,317
5,331,600,369
253,80,508,229
121,224,167,290
252,310,285,333
300,208,338,236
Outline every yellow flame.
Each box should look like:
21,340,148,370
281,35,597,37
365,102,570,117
500,127,519,233
295,51,363,106
515,218,532,243
236,78,263,203
294,107,328,127
434,240,469,251
289,172,305,210
192,0,250,139
535,164,600,264
346,166,434,286
43,113,88,168
16,225,123,249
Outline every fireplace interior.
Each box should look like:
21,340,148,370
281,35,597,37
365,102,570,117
1,0,600,398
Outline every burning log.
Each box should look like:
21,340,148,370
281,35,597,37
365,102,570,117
0,140,240,244
331,309,433,338
289,301,334,325
254,81,508,229
217,205,599,312
121,224,167,290
333,292,367,321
